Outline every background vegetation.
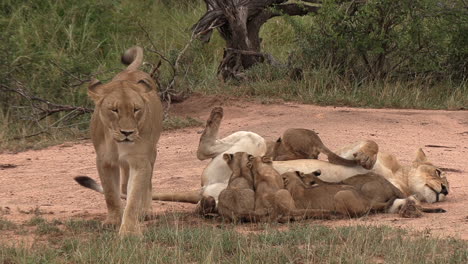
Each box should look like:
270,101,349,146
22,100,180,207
0,0,466,151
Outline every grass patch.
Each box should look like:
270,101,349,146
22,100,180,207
0,218,16,231
25,216,62,236
0,215,467,263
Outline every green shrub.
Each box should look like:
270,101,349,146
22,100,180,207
288,0,467,81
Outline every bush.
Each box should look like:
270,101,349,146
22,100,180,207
289,0,468,81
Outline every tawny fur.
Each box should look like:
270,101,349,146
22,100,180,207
76,46,163,237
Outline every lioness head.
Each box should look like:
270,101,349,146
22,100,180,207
223,152,255,184
410,149,450,203
88,78,155,144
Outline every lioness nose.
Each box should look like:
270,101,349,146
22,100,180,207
441,184,449,195
120,130,134,137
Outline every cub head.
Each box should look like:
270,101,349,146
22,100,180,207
223,152,255,184
296,170,323,187
251,155,274,171
281,170,322,188
88,78,155,144
264,137,283,160
410,149,450,203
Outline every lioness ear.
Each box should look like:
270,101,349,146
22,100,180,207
136,78,154,93
313,170,321,177
223,153,233,162
413,148,427,166
261,156,273,164
88,79,103,102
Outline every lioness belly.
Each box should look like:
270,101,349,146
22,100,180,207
273,159,367,182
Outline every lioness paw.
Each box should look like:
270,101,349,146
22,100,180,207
207,107,223,125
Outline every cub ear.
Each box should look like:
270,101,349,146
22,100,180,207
223,153,233,162
313,170,321,177
413,148,428,166
261,156,273,164
295,171,304,178
88,79,103,102
136,78,154,93
276,137,282,143
247,154,254,161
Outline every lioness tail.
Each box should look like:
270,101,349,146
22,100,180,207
74,176,201,203
121,46,144,71
74,176,104,193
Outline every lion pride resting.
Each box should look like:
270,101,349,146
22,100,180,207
76,106,449,223
76,46,163,237
219,153,445,222
218,153,332,222
149,107,449,209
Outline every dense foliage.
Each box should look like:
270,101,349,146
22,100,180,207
0,0,466,150
288,0,467,81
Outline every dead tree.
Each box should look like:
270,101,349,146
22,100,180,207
192,0,321,80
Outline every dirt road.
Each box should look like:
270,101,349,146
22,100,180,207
1,95,467,239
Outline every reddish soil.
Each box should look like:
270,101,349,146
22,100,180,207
1,95,467,240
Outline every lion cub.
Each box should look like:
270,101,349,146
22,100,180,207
227,154,332,222
217,152,256,222
266,128,377,169
282,171,394,217
296,171,446,217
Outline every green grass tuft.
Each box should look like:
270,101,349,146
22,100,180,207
0,215,467,263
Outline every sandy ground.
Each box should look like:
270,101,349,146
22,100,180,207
0,95,467,240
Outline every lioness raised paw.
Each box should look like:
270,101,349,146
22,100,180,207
206,106,223,127
197,107,225,160
351,140,379,170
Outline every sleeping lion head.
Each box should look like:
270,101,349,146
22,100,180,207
410,149,449,203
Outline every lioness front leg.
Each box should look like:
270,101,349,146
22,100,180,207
119,158,153,237
97,160,122,227
120,162,129,195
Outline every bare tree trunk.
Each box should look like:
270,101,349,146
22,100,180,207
193,0,320,81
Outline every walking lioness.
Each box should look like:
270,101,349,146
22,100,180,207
77,46,163,237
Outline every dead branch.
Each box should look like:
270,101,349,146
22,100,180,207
0,82,93,121
139,20,219,118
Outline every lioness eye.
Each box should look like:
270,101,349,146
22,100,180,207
134,108,140,113
435,169,442,177
111,109,118,113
